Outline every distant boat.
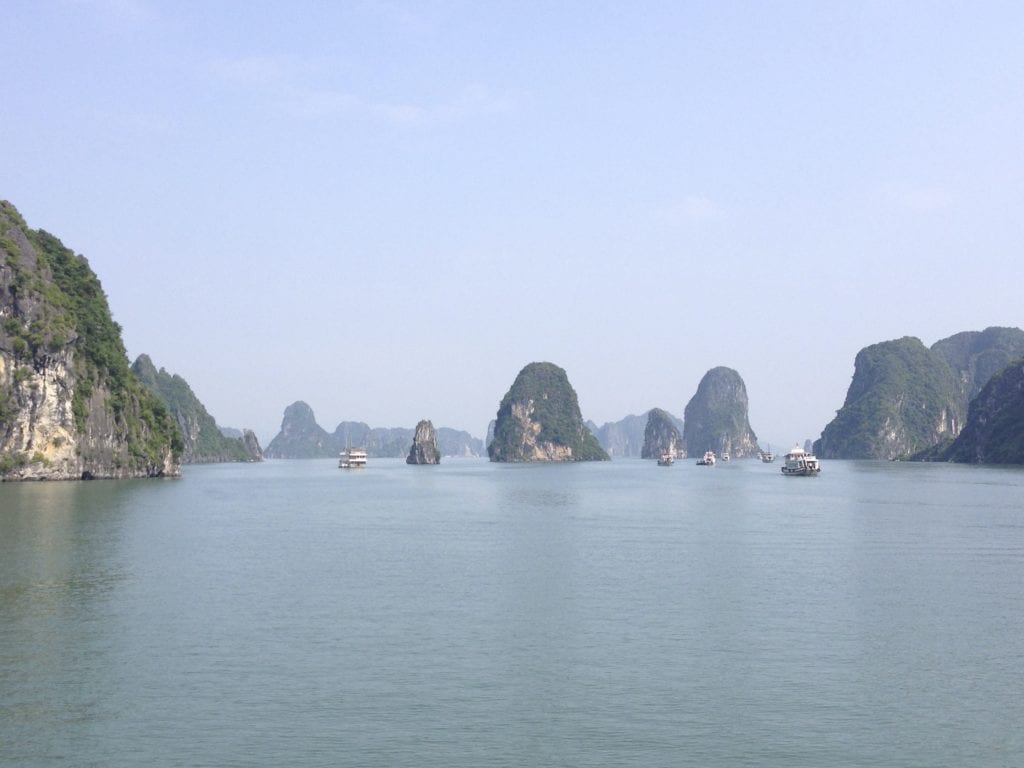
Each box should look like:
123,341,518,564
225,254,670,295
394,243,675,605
696,450,716,466
657,451,675,466
339,448,368,468
721,452,730,462
760,445,775,463
781,446,820,476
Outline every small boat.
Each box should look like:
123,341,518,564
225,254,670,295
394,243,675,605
657,452,675,466
696,450,716,466
339,448,368,468
760,449,775,463
721,453,730,462
781,446,820,476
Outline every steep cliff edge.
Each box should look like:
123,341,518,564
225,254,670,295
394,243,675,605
929,359,1024,464
816,336,965,460
682,367,759,457
132,354,262,463
641,408,682,459
488,362,608,462
406,419,441,465
0,201,181,479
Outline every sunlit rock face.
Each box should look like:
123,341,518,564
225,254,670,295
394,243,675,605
0,201,181,480
815,337,963,460
488,362,608,463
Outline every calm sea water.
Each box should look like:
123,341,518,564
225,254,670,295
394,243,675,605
1,458,1022,767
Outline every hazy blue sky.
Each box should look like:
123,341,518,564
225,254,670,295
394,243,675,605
4,1,1023,448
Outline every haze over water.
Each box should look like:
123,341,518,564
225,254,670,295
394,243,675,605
2,459,1022,766
5,3,1024,443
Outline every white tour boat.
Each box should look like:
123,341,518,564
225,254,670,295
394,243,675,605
781,446,820,476
339,448,368,468
696,450,716,466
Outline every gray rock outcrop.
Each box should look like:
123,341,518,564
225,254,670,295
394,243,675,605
928,358,1024,464
264,401,333,458
682,367,760,458
406,419,441,464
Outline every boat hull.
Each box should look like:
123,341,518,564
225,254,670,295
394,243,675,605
781,466,820,476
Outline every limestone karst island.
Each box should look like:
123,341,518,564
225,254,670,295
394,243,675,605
0,201,182,479
4,197,1024,478
0,202,261,479
488,362,609,462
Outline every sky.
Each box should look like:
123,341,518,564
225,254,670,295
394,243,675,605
3,1,1023,449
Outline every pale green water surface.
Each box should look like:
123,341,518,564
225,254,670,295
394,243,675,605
2,458,1022,766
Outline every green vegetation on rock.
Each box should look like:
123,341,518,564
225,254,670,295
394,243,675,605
816,331,1024,460
682,367,759,457
816,337,962,460
488,362,608,462
1,200,182,478
931,327,1024,402
132,354,262,463
641,407,682,459
264,401,334,458
923,358,1024,464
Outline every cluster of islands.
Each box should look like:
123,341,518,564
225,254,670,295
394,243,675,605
2,200,1024,480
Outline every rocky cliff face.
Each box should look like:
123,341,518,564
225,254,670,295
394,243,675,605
932,359,1024,464
407,419,441,464
817,328,1024,460
488,362,608,462
0,201,181,480
264,401,334,458
816,336,965,460
931,327,1024,404
682,367,759,458
132,354,262,463
641,408,682,459
240,429,262,459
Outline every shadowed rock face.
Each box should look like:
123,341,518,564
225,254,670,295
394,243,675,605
488,362,609,462
407,419,441,465
933,359,1024,464
682,367,759,458
641,408,682,459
